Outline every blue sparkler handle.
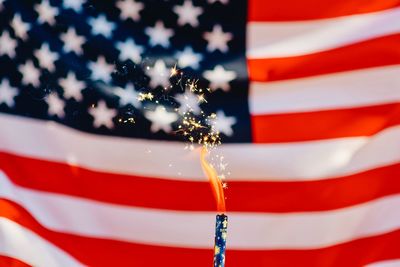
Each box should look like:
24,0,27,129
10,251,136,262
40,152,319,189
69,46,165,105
214,214,228,267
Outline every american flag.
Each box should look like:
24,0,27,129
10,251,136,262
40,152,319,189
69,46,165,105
0,0,400,266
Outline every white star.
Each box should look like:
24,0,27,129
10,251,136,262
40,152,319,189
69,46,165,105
173,0,203,27
11,14,31,41
203,65,236,92
175,91,201,115
207,0,229,4
60,28,86,55
88,15,116,38
146,60,170,89
0,79,18,108
63,0,85,13
35,0,59,26
59,72,85,101
88,100,117,129
116,38,143,64
175,46,202,69
115,83,140,108
88,56,114,83
116,0,143,21
144,105,178,133
203,25,233,53
34,43,59,72
46,93,65,118
145,21,174,48
0,31,17,58
210,110,236,137
18,60,40,87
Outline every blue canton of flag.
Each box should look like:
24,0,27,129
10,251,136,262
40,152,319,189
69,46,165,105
0,0,251,143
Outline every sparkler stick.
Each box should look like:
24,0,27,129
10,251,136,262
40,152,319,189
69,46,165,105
214,214,228,267
200,147,227,267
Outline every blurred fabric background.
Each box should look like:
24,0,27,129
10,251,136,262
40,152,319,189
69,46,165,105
0,0,400,266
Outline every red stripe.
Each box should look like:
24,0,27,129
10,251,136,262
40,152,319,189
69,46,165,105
2,152,400,212
0,151,217,211
1,199,400,267
247,34,400,82
0,255,31,267
251,103,400,143
248,0,400,21
228,164,400,212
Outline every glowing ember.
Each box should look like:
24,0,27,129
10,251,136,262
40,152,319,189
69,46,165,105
170,63,179,77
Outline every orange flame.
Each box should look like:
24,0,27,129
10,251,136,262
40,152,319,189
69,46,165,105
200,147,226,213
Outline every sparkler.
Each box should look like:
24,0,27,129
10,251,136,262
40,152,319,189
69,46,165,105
111,62,229,266
170,66,229,267
171,68,228,266
200,147,227,267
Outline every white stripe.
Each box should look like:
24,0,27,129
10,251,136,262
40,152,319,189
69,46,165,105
1,114,400,181
0,217,83,267
1,171,400,249
250,65,400,114
247,7,400,58
365,260,400,267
